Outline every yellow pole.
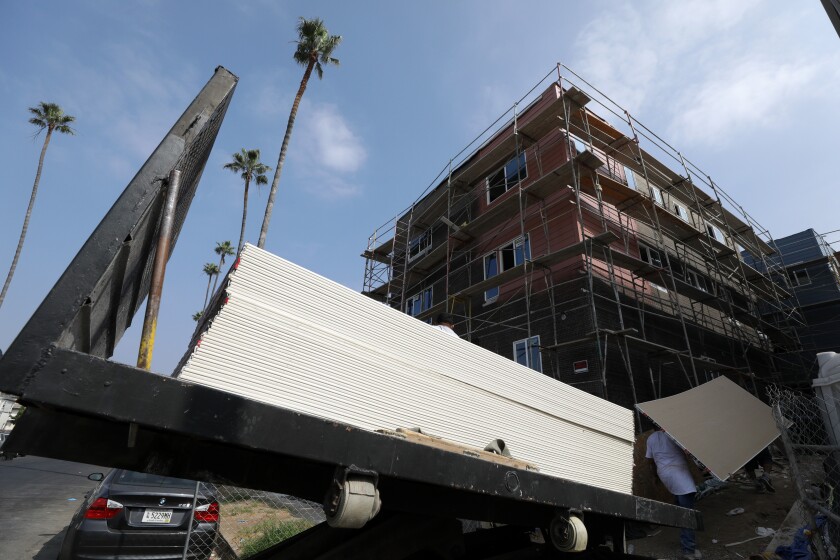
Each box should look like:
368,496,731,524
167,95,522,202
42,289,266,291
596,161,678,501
137,169,181,370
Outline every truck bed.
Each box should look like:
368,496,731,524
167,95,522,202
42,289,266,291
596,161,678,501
0,64,699,540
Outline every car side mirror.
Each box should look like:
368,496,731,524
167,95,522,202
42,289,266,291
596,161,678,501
88,472,104,481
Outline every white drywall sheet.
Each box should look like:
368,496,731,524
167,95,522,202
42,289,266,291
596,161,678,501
178,244,635,493
636,376,779,480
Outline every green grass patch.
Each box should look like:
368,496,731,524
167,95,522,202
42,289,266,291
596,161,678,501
240,518,315,558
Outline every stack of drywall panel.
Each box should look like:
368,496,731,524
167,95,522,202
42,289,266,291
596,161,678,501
177,244,635,494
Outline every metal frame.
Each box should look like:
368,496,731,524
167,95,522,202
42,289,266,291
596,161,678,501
0,66,239,394
6,348,698,529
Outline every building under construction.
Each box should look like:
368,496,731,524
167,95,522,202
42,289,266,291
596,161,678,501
362,65,812,412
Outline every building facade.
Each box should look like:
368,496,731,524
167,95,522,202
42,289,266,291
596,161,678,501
745,229,840,367
362,67,811,412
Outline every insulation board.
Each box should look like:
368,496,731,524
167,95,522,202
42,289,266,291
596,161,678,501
636,376,779,480
177,244,635,494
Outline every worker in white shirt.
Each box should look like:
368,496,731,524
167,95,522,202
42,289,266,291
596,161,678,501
434,313,459,337
645,428,700,560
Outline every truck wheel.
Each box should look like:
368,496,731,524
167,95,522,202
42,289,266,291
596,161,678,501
548,513,588,552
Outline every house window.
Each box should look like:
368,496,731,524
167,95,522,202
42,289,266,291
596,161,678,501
788,268,811,287
623,165,637,189
405,287,433,317
669,258,685,279
650,186,664,206
706,223,724,242
484,253,499,301
514,336,542,372
408,230,431,261
484,236,531,302
674,202,689,222
686,269,708,293
639,243,663,268
487,152,527,203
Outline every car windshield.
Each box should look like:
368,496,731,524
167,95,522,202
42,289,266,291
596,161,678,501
114,470,194,488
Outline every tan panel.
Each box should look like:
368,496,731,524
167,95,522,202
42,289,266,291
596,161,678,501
636,376,779,480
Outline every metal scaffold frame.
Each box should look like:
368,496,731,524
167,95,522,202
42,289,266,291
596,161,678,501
362,64,814,410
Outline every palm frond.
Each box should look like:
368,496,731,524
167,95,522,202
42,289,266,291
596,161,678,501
28,102,75,134
293,17,341,77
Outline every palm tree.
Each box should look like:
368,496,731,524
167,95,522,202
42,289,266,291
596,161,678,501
192,311,203,322
257,17,342,248
224,149,270,253
202,262,219,311
0,102,75,310
210,241,235,299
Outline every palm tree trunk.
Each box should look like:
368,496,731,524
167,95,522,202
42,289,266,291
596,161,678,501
211,255,225,301
0,128,53,311
203,274,213,311
237,177,250,253
257,58,316,248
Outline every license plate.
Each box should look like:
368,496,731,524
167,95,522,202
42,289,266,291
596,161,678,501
142,509,173,523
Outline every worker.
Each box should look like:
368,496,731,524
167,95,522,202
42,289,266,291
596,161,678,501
744,447,775,493
434,313,459,337
645,428,701,560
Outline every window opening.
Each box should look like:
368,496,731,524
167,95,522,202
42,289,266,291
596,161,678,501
674,202,689,222
487,153,527,203
650,186,664,206
406,287,433,316
513,336,542,372
408,230,432,261
788,268,811,287
484,253,499,302
483,236,531,302
686,269,708,293
706,223,724,243
639,243,663,268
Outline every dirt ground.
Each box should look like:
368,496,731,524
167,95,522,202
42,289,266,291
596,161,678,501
630,432,804,560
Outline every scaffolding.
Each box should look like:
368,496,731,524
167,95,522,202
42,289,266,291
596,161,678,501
362,64,813,411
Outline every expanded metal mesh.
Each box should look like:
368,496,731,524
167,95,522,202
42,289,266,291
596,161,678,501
768,385,840,560
185,484,324,559
137,85,235,316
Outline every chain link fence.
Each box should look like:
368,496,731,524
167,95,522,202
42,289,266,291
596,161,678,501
185,483,325,559
768,384,840,560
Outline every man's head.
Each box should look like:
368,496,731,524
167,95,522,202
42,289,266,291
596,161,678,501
436,313,455,327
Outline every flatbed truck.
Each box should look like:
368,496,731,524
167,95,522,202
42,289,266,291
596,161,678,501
0,66,700,559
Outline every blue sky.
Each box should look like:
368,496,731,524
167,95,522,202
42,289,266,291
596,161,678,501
1,1,838,374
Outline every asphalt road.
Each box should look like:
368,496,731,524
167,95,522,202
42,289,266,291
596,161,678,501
0,455,104,560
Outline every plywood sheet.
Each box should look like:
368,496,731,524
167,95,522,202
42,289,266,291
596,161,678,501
177,244,635,493
636,376,779,480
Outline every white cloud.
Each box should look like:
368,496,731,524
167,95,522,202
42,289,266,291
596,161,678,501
271,102,367,200
656,0,761,49
299,104,367,173
569,0,837,148
667,59,820,145
301,170,361,199
572,4,662,112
